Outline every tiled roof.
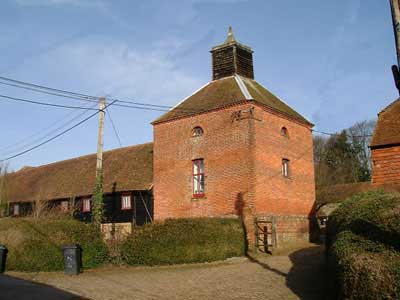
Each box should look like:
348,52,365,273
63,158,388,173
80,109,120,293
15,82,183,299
370,98,400,148
316,182,373,204
152,75,311,125
6,142,153,203
316,182,400,204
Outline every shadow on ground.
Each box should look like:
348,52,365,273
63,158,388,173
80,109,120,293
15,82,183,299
287,246,328,300
0,274,85,300
249,245,328,300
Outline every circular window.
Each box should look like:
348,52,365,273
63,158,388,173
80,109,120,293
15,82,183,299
281,127,288,137
192,126,204,137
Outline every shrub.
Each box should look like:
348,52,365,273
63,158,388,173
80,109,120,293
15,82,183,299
0,217,108,272
121,218,245,266
326,190,400,300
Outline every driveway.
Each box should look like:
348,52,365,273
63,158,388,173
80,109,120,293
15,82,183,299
0,274,84,300
6,244,327,300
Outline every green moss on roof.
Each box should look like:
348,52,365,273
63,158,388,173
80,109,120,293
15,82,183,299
6,142,153,202
241,78,310,124
153,76,311,125
152,77,244,124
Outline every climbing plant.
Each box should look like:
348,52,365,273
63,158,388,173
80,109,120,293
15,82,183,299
92,170,104,226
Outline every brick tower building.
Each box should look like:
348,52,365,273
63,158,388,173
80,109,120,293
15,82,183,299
152,28,315,248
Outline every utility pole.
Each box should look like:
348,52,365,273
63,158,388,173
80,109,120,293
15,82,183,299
93,97,106,226
390,0,400,93
96,97,106,177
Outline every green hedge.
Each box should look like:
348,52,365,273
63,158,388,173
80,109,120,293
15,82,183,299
121,218,245,266
326,191,400,300
0,217,108,272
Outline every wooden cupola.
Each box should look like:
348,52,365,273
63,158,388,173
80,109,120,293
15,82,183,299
210,26,254,80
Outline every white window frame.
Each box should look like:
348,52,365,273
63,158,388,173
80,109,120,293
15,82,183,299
13,204,20,216
82,198,91,213
121,194,132,210
193,159,205,197
282,159,290,178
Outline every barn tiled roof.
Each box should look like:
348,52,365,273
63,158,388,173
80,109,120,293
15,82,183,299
316,182,400,205
370,98,400,148
152,75,311,125
6,142,153,203
316,182,374,204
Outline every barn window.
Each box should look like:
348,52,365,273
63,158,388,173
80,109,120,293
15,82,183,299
281,127,288,137
121,194,132,210
61,201,69,213
193,159,205,197
282,159,290,178
82,198,91,212
13,204,19,216
192,126,204,137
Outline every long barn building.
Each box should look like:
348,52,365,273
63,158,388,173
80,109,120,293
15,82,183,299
5,28,316,248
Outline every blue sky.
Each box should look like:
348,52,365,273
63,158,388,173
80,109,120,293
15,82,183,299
0,0,397,171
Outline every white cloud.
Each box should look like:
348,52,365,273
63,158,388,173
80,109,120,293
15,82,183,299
16,37,203,106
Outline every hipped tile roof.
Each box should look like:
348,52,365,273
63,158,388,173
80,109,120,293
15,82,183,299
6,142,153,203
371,99,400,148
152,75,311,125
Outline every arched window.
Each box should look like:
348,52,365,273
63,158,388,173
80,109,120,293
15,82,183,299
281,127,288,137
192,126,204,137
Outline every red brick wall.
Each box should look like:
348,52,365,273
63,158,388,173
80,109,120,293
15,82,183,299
253,106,315,216
371,146,400,185
153,102,315,247
153,103,254,220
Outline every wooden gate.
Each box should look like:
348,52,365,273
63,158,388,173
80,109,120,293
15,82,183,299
255,216,277,253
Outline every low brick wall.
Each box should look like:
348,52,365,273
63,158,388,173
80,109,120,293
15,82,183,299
101,222,132,240
256,215,310,249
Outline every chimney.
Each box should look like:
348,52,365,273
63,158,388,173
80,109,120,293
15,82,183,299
210,26,254,80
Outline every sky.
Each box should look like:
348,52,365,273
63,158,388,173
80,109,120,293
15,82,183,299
0,0,397,171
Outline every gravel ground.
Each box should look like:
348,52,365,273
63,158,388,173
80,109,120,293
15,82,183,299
6,244,327,300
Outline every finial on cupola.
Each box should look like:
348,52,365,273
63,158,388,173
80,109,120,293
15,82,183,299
224,26,236,44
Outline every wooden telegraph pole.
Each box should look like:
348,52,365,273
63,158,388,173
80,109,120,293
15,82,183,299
93,97,106,226
96,97,106,177
390,0,400,93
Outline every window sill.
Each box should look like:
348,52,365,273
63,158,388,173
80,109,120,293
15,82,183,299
192,194,206,200
121,208,133,211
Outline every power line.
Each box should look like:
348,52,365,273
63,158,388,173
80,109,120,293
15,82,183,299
109,102,173,112
106,107,123,147
2,75,370,134
312,129,372,138
0,81,98,102
110,98,194,111
0,102,98,155
0,94,99,111
0,101,116,162
0,75,97,100
0,75,195,112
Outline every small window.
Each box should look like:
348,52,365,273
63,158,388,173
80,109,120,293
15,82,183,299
121,194,132,210
192,126,204,137
61,201,69,213
13,204,19,216
281,127,288,137
82,198,91,213
282,159,290,178
193,159,205,197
